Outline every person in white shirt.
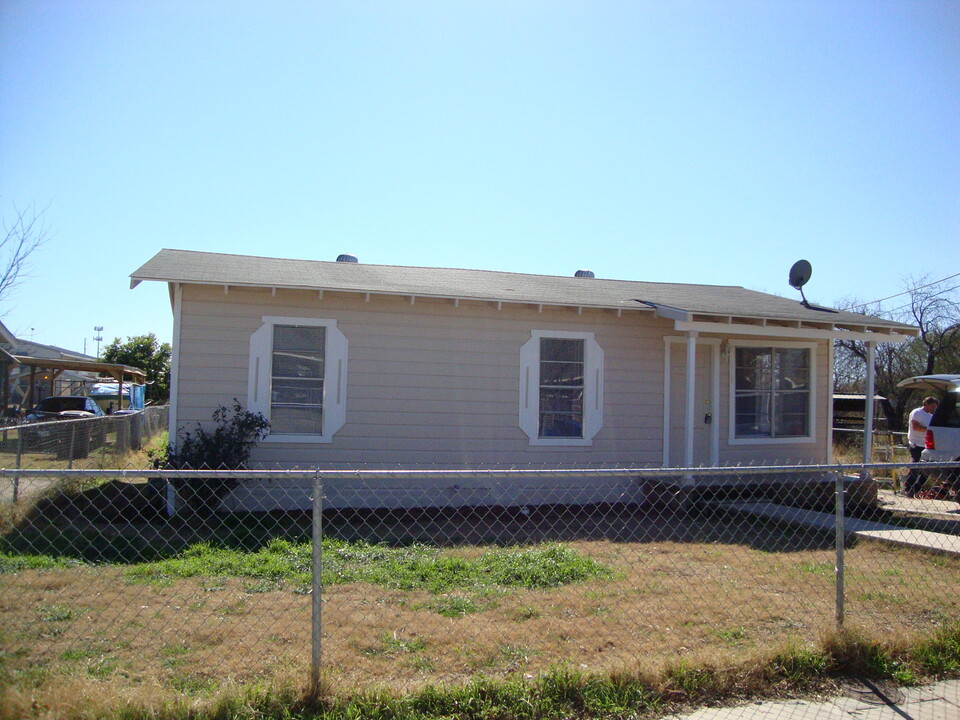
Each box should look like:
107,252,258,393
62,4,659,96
905,396,939,497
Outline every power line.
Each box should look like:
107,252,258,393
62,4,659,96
880,283,960,316
848,272,960,311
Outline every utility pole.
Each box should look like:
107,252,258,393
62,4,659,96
93,326,103,359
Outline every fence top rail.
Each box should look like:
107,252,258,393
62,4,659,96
2,461,958,481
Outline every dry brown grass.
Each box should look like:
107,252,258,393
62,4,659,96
2,525,957,712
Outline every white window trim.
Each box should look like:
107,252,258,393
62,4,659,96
727,339,817,446
248,316,348,444
519,330,603,446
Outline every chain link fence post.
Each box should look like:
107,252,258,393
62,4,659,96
311,469,323,693
13,425,22,503
834,470,846,629
67,422,76,469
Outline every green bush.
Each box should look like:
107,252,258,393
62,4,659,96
164,400,269,514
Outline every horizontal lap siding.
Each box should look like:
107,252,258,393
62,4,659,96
175,285,832,474
176,285,670,467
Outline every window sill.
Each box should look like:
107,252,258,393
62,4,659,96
728,436,816,445
528,437,593,447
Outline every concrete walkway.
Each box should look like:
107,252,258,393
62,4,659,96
718,500,960,557
876,489,960,519
662,679,960,719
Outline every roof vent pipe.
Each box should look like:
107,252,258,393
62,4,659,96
336,253,359,263
574,269,595,278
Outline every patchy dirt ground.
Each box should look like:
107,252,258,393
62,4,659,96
3,504,959,695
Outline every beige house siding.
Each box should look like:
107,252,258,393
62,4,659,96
172,283,831,509
175,284,673,468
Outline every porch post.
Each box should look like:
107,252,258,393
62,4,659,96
862,341,876,470
27,367,36,408
684,331,698,469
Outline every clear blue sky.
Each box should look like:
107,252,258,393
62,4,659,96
1,1,957,352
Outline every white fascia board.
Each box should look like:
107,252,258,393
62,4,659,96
674,320,914,344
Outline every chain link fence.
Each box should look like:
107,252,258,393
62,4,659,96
832,427,914,487
0,406,167,468
2,454,958,705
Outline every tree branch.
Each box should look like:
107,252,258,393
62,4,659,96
1,202,51,307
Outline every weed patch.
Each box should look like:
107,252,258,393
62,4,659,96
913,623,960,675
120,539,609,598
36,603,80,623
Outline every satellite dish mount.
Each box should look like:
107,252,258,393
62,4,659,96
789,259,812,308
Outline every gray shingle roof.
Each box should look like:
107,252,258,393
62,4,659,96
131,248,915,333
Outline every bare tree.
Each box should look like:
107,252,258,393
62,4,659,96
1,203,50,310
835,276,960,431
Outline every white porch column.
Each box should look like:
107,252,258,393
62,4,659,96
862,341,876,469
684,331,698,469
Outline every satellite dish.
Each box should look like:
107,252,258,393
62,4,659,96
788,259,812,306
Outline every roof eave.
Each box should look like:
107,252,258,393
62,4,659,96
130,275,655,314
130,275,919,340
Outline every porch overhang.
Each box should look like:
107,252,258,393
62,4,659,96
642,303,917,344
648,302,918,473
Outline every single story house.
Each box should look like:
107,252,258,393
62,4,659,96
131,249,917,511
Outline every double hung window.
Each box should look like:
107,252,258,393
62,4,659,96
520,330,603,445
733,345,812,439
270,325,325,435
248,317,347,443
538,338,585,438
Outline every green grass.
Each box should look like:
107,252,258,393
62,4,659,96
711,626,749,645
160,643,192,669
119,539,610,597
912,622,960,675
36,604,80,623
1,536,610,618
60,646,102,662
797,561,834,577
362,632,428,657
510,605,541,621
0,553,82,573
416,594,489,617
771,643,829,683
4,627,960,720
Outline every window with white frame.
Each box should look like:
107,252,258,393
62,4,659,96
271,324,325,434
519,330,603,446
733,345,812,440
248,317,347,443
539,337,585,437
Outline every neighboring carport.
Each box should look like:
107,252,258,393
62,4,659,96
10,356,146,413
0,347,19,419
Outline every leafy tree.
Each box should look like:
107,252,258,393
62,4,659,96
835,276,960,431
101,333,172,403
